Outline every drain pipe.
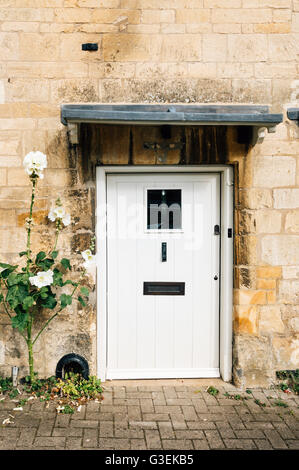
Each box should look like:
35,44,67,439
12,366,18,387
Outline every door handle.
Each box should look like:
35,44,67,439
161,242,167,262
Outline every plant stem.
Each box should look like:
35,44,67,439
26,177,37,273
27,316,34,382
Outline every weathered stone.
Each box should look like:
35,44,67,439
261,236,299,265
259,306,285,335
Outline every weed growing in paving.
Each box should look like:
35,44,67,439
206,386,219,397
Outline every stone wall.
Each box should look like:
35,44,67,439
0,1,298,386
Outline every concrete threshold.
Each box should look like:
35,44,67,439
101,378,235,388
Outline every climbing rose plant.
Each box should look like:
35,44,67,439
0,151,96,383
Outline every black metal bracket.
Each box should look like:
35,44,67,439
82,43,98,51
287,108,299,126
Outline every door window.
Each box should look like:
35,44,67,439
147,189,182,230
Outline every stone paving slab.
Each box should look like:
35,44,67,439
0,380,298,450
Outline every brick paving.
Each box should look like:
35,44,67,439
0,380,298,450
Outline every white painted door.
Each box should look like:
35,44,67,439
106,173,220,379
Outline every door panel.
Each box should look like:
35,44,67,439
106,173,220,379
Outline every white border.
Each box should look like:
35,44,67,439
96,166,234,383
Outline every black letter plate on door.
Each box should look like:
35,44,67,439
143,282,185,296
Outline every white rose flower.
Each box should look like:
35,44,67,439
81,250,96,269
48,205,71,227
29,270,54,289
23,151,47,179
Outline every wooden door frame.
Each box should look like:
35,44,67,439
96,165,234,382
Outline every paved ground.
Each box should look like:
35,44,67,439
0,379,298,450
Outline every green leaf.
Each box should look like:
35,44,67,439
6,285,20,309
53,269,63,287
7,273,19,286
22,296,35,310
80,287,89,297
60,293,72,308
0,266,17,279
19,251,27,257
35,251,46,263
78,296,87,307
36,258,54,270
41,294,57,310
0,293,3,303
51,251,58,259
61,258,71,271
39,287,49,299
63,280,78,287
11,313,29,332
0,262,15,269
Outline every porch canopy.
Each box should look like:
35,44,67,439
60,104,283,145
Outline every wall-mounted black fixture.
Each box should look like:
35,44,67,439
56,353,89,379
82,43,98,51
287,108,299,125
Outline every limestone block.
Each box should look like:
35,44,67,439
282,266,299,279
259,306,285,335
257,279,276,289
212,8,272,23
235,289,267,306
0,131,21,155
232,79,272,103
103,34,162,62
186,23,212,33
234,305,258,335
255,210,282,234
0,169,6,186
239,189,273,210
161,24,185,34
269,34,299,61
176,9,210,23
257,266,282,279
0,227,27,252
135,62,187,79
0,118,35,130
272,336,299,369
213,24,241,33
60,33,101,61
50,79,99,103
202,34,227,62
253,156,296,188
233,335,272,370
278,280,299,303
274,189,299,209
217,63,253,78
160,34,202,62
93,8,140,24
19,33,60,61
0,208,16,227
261,235,299,265
188,63,217,78
255,62,297,79
204,0,241,6
285,210,299,233
273,8,291,22
244,0,291,6
0,156,21,167
0,33,19,61
54,7,91,23
142,9,174,23
292,13,299,32
228,34,268,62
235,235,257,265
254,23,291,33
234,266,256,289
5,78,49,103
